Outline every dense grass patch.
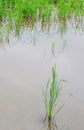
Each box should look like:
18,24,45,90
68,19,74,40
0,0,84,39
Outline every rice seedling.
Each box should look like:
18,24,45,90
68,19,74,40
43,65,64,121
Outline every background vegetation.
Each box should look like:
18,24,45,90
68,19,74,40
0,0,84,40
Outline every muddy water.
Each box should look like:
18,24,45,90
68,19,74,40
0,30,84,130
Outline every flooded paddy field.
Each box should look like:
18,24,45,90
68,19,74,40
0,29,84,130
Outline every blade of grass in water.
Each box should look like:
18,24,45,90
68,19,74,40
43,65,64,120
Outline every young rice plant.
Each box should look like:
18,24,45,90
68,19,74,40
43,65,64,121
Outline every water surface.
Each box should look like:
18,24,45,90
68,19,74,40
0,30,84,130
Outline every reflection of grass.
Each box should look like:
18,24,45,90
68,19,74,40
52,42,56,57
0,0,84,40
43,65,64,121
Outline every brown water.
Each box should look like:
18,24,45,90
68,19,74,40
0,30,84,130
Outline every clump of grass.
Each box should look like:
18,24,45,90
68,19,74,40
0,0,84,41
43,65,63,121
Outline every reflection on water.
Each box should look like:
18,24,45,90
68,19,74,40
42,118,59,130
0,29,84,130
42,117,66,130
